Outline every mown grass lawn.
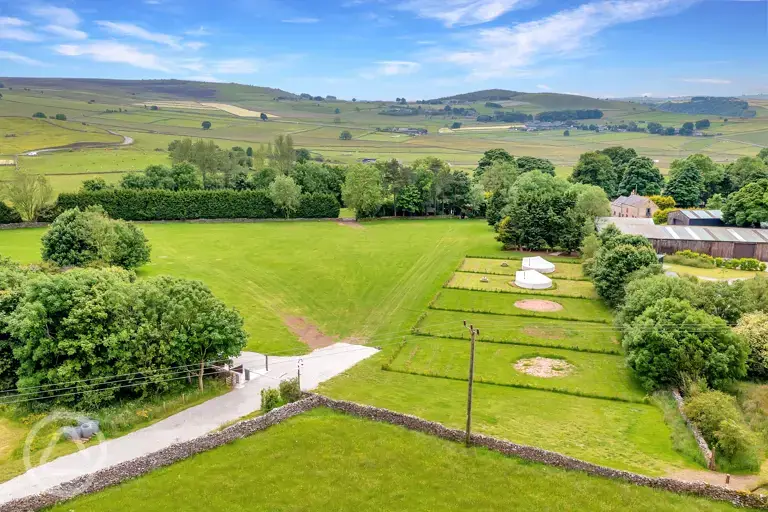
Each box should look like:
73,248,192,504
415,309,620,354
664,263,765,281
49,408,736,512
459,257,587,280
446,271,599,299
0,220,499,354
389,336,645,402
431,288,613,323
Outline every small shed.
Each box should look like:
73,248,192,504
668,210,723,227
522,256,555,274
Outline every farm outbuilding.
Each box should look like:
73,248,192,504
668,209,724,226
599,217,768,260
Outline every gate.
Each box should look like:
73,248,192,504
733,243,756,259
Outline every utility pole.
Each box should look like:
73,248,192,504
297,358,304,391
464,320,478,447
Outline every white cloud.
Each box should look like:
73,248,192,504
536,84,551,90
281,17,320,23
213,59,260,74
29,5,80,27
682,78,731,84
185,26,211,36
96,21,181,48
184,41,206,50
440,0,699,78
361,60,421,79
0,50,43,65
0,17,41,42
397,0,529,27
55,41,168,71
43,25,88,40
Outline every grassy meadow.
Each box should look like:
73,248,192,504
49,408,737,512
2,82,768,196
1,220,705,478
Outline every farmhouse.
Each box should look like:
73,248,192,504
600,218,768,259
610,192,658,218
667,209,724,226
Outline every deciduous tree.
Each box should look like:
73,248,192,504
3,172,52,221
342,163,384,218
269,175,302,218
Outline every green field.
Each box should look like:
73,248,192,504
446,271,599,299
49,408,736,512
431,288,613,323
389,336,645,402
414,309,620,353
458,256,588,280
1,79,767,195
0,219,707,478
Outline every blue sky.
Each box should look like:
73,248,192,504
0,0,766,100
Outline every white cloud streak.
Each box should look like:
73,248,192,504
361,60,421,79
396,0,529,27
43,24,88,40
281,17,320,23
29,5,81,27
96,21,181,48
440,0,700,78
0,50,43,65
55,41,168,71
0,17,41,42
682,78,732,84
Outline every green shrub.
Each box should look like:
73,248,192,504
295,193,340,218
653,208,676,225
278,377,301,403
260,388,281,412
0,201,22,224
735,313,768,378
55,189,339,221
684,390,761,470
741,258,761,271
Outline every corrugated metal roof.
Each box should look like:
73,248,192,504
677,209,723,220
598,217,768,243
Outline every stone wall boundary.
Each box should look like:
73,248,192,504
0,396,322,512
5,393,767,511
672,388,716,468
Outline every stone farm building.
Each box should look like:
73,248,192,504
610,192,659,219
599,217,768,260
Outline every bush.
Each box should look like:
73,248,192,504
295,193,340,218
592,242,659,307
665,250,715,269
649,195,676,210
624,299,748,390
0,201,22,224
260,388,281,412
617,274,699,329
279,377,301,403
735,313,768,378
684,391,760,469
653,208,676,225
41,207,151,269
55,189,339,221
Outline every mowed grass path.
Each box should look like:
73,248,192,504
415,309,620,353
0,220,498,354
389,336,645,402
50,409,737,512
459,257,588,280
447,271,599,299
432,288,613,323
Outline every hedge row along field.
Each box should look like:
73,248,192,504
446,272,599,299
458,257,589,281
52,189,340,221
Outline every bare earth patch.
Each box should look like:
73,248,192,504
514,357,574,378
522,326,566,340
282,316,364,349
514,299,563,312
335,219,364,229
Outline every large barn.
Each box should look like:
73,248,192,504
667,209,724,226
598,217,768,260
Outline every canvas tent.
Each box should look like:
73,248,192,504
522,256,555,274
514,270,553,290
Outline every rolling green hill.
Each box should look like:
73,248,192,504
434,89,642,112
0,77,296,103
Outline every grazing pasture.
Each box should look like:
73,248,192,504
47,409,735,512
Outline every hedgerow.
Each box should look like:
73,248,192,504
54,189,339,222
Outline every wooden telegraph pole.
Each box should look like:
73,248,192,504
464,320,479,447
